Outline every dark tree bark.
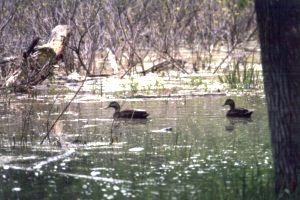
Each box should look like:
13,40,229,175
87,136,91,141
255,0,300,196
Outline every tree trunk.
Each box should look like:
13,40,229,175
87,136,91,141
0,25,72,92
255,0,300,195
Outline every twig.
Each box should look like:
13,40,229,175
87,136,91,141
43,90,65,143
213,25,257,74
212,43,239,74
40,73,87,145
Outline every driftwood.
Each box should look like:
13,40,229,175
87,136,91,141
0,25,72,92
143,59,188,75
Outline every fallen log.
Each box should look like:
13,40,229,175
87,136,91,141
143,59,188,75
0,25,72,92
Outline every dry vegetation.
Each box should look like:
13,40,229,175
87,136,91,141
0,0,260,94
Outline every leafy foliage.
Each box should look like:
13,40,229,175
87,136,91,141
190,76,203,88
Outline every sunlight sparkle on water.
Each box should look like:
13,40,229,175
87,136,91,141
91,171,101,176
128,147,144,152
113,185,120,191
3,165,9,170
12,187,21,192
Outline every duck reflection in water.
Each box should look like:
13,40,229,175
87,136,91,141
225,117,253,132
107,101,150,120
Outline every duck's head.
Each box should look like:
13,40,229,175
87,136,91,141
107,101,121,111
223,98,235,109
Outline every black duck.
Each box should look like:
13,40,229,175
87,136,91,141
223,98,253,118
107,101,149,119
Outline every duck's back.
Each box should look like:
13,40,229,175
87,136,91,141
227,108,253,118
115,109,149,119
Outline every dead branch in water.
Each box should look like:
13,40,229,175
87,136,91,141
0,25,72,92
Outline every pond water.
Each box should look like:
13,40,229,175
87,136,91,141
0,94,274,199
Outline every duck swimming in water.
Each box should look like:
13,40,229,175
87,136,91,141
223,98,253,118
107,101,149,119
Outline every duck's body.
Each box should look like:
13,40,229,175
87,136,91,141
107,101,149,119
223,99,253,118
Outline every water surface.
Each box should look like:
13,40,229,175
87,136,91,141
0,95,274,199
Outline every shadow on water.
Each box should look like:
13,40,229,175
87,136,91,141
0,95,274,199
